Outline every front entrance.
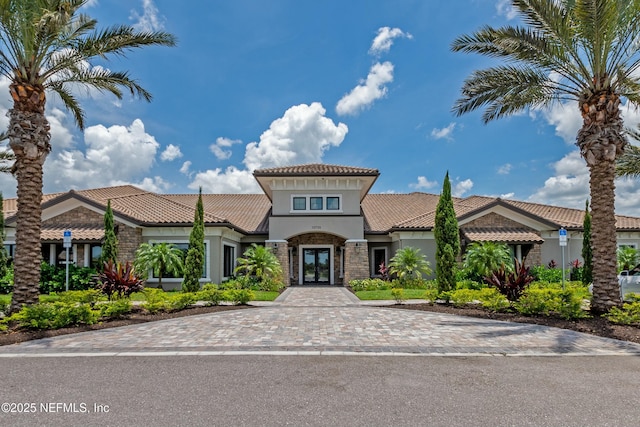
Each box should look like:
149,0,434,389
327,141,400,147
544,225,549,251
303,248,330,284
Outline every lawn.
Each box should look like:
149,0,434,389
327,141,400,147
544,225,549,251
356,289,429,300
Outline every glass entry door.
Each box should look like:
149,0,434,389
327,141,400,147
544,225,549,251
303,248,330,284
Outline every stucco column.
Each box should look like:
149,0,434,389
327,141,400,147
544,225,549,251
343,239,369,285
266,240,290,287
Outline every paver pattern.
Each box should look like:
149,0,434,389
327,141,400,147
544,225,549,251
1,287,640,356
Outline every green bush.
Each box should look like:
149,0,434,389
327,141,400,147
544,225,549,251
605,301,640,325
39,263,98,294
0,265,13,294
223,289,254,305
167,293,195,310
98,299,133,318
455,279,485,290
514,288,588,319
423,288,439,302
530,265,564,283
391,288,406,304
349,278,390,292
196,284,223,306
55,289,103,305
9,302,98,329
448,287,509,311
449,288,482,307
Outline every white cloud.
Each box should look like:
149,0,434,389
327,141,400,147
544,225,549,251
497,163,512,175
528,150,589,208
160,144,182,162
112,176,171,193
369,27,412,56
210,137,242,160
453,179,474,197
190,103,348,193
336,62,394,116
44,119,161,191
430,123,456,141
500,192,515,199
496,0,518,20
409,176,437,191
180,160,192,176
130,0,165,32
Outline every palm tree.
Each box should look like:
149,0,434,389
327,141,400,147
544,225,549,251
388,247,432,284
451,0,640,313
134,243,184,291
616,246,638,273
463,242,513,282
1,0,175,312
616,126,640,177
235,244,283,284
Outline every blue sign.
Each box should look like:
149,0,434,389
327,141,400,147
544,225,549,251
63,230,71,237
559,228,567,236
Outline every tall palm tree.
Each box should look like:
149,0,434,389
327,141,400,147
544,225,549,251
451,0,640,313
1,0,175,312
134,243,184,291
616,126,640,177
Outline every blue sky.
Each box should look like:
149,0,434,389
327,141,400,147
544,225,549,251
2,0,640,215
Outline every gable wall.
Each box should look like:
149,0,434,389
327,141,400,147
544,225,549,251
461,212,536,230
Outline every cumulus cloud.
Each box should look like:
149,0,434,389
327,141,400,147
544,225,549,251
497,163,512,175
160,144,182,162
44,119,161,191
130,0,165,32
496,0,518,20
369,27,412,56
527,150,589,208
452,179,474,197
210,137,242,160
336,62,394,116
189,103,348,193
430,123,457,141
180,161,192,176
409,176,437,191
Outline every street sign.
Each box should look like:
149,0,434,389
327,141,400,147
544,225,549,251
559,228,567,247
63,230,72,248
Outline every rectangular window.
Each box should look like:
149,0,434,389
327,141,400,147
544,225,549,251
326,197,340,210
223,244,236,278
293,197,306,210
310,197,323,210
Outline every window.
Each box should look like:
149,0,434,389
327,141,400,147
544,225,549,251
310,197,323,210
293,197,306,210
90,244,102,268
326,197,340,210
290,195,342,213
372,248,387,276
223,244,236,278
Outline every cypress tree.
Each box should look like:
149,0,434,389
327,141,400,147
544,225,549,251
434,172,460,293
582,199,593,285
100,199,118,266
183,188,205,292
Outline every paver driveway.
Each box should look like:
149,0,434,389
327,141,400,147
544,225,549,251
1,287,639,357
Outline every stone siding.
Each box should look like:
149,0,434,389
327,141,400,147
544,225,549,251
266,241,290,287
43,206,103,229
343,240,369,285
117,225,142,263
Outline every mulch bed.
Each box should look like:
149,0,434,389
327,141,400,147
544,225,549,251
2,301,639,347
388,302,640,344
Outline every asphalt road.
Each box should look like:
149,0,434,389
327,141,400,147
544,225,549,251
1,355,639,427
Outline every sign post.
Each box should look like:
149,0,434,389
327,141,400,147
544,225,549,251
63,230,72,292
559,228,567,290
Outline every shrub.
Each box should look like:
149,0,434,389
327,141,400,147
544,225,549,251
423,288,439,302
514,288,588,320
140,288,172,314
605,301,640,325
98,299,133,318
224,289,254,305
449,288,482,307
530,265,563,283
349,278,390,292
455,279,486,290
55,289,103,305
448,287,509,311
391,288,406,304
196,284,223,306
485,258,534,301
9,302,98,329
167,293,195,310
0,265,13,294
97,261,145,300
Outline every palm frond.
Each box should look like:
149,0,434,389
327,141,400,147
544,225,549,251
616,144,640,178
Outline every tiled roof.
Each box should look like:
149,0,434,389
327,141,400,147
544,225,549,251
254,163,379,176
41,224,104,241
461,228,545,244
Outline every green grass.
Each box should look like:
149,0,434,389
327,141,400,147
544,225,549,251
356,289,429,300
251,291,280,301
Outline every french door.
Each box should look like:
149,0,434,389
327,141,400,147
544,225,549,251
303,248,330,284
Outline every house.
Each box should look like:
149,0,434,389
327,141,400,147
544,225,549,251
4,163,640,289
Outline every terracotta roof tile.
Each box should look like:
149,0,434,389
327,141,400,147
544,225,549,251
41,224,104,241
254,163,379,176
461,228,544,244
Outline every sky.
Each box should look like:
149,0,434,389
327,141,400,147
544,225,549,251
3,0,640,216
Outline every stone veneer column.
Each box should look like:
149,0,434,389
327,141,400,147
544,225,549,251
343,239,369,285
266,240,290,287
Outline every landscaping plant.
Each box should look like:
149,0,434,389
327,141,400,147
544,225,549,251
183,188,205,292
484,258,534,302
463,242,512,282
235,244,283,286
97,261,144,300
100,200,118,265
134,243,184,291
434,172,460,293
388,247,432,284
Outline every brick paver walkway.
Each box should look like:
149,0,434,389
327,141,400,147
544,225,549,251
1,287,639,357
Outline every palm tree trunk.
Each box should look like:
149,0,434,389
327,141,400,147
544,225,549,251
577,93,625,313
8,83,50,313
588,160,620,313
